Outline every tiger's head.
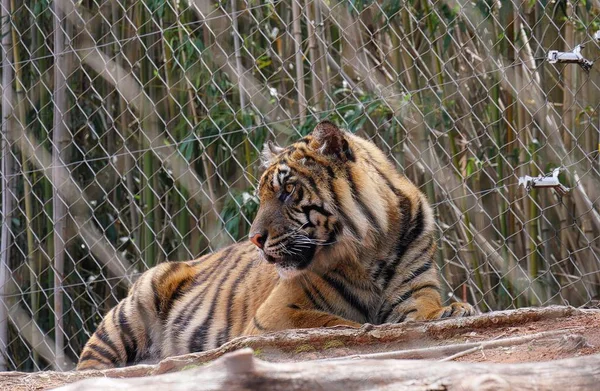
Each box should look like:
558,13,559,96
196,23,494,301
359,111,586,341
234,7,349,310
249,120,401,279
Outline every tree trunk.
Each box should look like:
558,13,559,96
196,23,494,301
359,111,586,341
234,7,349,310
56,348,600,391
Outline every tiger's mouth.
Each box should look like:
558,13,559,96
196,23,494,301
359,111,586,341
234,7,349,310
261,243,317,272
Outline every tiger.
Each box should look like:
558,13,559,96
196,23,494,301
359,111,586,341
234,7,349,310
76,120,474,370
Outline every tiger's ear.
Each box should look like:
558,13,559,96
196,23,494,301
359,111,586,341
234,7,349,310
310,120,353,161
261,140,285,167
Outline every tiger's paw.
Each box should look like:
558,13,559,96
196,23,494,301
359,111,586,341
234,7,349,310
434,302,475,319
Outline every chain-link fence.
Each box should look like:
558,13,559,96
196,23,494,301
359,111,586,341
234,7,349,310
0,0,599,372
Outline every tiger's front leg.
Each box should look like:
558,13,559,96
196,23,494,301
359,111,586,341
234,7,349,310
380,282,475,324
405,286,475,321
243,281,360,336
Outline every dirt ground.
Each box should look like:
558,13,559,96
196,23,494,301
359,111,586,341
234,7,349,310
1,306,599,390
452,309,600,364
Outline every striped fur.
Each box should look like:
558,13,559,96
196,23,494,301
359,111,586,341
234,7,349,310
77,121,474,370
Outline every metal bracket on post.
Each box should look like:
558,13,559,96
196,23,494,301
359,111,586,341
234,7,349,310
547,45,594,72
518,168,570,196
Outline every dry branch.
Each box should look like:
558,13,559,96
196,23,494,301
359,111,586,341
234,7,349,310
318,328,578,362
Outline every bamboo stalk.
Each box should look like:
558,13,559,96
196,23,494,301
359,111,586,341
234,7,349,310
388,24,405,169
0,0,16,370
33,2,52,363
161,10,184,260
560,1,575,294
52,0,69,371
517,22,541,304
139,4,158,268
231,0,247,110
304,0,321,112
121,2,140,255
292,0,307,120
105,3,117,209
231,0,255,182
313,0,329,110
11,0,39,366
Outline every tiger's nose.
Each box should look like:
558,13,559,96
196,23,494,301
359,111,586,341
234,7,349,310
250,232,267,249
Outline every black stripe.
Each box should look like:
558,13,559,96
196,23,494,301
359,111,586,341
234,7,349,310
215,329,228,348
287,304,300,309
220,261,255,346
253,317,266,331
371,260,387,280
305,175,324,200
325,225,338,244
379,284,438,323
188,252,250,352
342,139,355,162
309,281,335,313
240,290,249,333
86,343,119,364
394,284,439,307
401,260,433,285
382,201,426,289
287,213,309,228
396,308,417,323
117,302,138,364
324,164,335,179
395,194,413,241
153,264,185,315
378,305,395,324
79,350,111,365
302,203,332,218
329,177,361,239
191,253,212,266
94,325,119,357
322,273,370,320
300,280,325,311
175,263,237,336
110,302,121,361
382,236,433,290
173,247,235,331
440,306,453,319
331,269,370,292
161,271,194,322
359,146,402,197
135,298,152,353
346,166,383,234
296,185,304,201
399,202,425,255
395,313,407,323
269,232,289,246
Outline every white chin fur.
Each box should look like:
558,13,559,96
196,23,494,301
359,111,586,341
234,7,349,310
276,266,304,280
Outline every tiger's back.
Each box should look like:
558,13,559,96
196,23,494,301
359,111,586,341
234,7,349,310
77,121,473,370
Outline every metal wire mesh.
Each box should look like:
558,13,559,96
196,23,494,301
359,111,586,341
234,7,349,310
0,0,599,371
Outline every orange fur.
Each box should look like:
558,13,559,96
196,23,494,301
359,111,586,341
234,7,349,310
77,121,474,370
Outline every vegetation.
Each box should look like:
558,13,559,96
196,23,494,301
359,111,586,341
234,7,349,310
0,0,598,371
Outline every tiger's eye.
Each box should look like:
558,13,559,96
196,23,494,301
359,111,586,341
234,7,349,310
285,183,295,194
